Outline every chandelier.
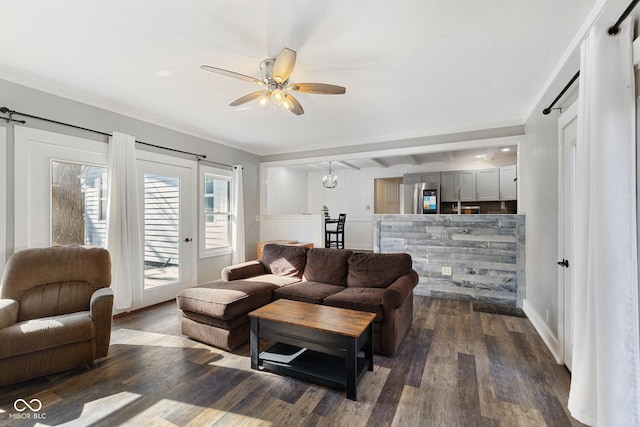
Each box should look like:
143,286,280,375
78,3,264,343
322,162,338,189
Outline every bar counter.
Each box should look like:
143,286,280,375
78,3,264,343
373,214,525,307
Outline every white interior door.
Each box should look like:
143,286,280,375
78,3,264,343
558,102,577,371
132,156,196,310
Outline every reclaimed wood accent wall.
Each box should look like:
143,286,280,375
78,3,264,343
373,214,525,307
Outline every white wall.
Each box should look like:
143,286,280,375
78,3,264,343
260,214,324,247
521,110,561,351
521,86,579,361
267,167,309,214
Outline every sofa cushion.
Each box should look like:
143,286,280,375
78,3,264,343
347,252,412,288
237,274,300,287
261,244,309,278
303,248,352,286
176,281,277,321
323,287,385,321
274,282,346,304
0,312,95,359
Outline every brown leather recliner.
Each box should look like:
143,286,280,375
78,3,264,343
0,246,113,386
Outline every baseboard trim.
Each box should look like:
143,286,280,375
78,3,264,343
522,299,562,364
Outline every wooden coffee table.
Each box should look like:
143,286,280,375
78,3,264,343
248,299,376,401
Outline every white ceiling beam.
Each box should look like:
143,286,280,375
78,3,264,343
260,135,522,168
336,161,360,170
406,155,420,166
370,158,389,168
440,152,454,163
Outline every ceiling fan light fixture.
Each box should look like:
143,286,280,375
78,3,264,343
201,47,345,116
271,88,285,105
258,93,271,108
322,162,338,189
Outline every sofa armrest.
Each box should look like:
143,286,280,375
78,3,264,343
382,270,419,309
221,260,267,281
90,287,114,358
0,299,18,329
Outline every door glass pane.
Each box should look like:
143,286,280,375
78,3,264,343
144,174,180,289
51,160,107,247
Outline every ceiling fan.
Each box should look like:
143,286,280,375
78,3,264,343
201,48,346,116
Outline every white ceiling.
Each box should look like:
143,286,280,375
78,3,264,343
0,1,595,156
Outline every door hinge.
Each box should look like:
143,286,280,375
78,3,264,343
557,259,569,268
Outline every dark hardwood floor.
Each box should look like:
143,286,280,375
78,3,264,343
0,296,583,426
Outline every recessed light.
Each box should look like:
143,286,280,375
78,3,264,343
475,154,484,159
501,148,511,152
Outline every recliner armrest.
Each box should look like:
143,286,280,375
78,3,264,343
221,260,267,281
90,287,114,358
0,299,18,329
382,270,419,309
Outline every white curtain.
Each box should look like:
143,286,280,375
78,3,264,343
569,20,640,426
106,132,143,310
231,165,245,263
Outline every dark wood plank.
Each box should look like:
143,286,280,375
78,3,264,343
458,352,481,426
0,297,586,427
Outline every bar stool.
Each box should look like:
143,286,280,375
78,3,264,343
325,213,346,249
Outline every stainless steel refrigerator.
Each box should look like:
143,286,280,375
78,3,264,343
400,182,440,214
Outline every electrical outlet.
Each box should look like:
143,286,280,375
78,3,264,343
442,266,452,276
255,215,260,222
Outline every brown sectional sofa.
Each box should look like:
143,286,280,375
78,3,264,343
177,244,418,356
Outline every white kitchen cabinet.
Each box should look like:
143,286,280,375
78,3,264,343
500,165,517,200
402,173,422,185
440,171,458,202
476,168,500,200
458,170,476,201
420,172,441,185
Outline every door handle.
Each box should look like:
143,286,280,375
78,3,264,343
184,238,192,243
557,259,569,268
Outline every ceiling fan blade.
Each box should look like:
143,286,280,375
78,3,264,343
287,83,346,94
273,48,297,83
200,65,263,84
284,93,304,116
229,90,268,107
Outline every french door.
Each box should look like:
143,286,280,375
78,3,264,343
14,127,196,311
132,156,195,310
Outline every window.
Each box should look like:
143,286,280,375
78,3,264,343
201,167,232,256
51,160,108,247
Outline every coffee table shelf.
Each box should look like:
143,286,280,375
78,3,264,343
259,342,369,392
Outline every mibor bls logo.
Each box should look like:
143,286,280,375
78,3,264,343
9,398,46,420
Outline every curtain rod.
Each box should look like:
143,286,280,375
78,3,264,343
542,0,640,115
542,71,580,115
0,106,236,169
